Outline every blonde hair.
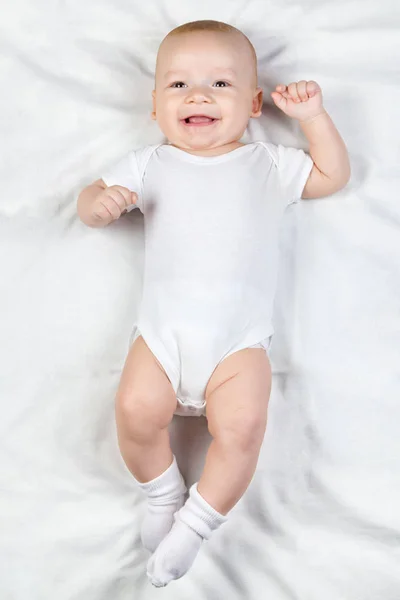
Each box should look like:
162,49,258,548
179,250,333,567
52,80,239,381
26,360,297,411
169,19,249,38
159,20,258,83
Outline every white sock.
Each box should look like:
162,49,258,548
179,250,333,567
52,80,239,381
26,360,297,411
136,456,187,553
146,483,227,587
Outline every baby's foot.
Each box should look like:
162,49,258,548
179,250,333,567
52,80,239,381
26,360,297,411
137,456,187,553
141,492,186,553
146,483,227,587
147,518,203,587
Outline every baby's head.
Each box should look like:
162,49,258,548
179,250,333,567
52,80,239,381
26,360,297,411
152,20,263,155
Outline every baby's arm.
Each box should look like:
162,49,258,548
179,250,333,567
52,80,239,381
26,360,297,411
271,81,351,199
77,179,137,228
299,109,350,199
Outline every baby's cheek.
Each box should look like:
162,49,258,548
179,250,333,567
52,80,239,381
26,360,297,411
228,98,250,120
158,101,176,124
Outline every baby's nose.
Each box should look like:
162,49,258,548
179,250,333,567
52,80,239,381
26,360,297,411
185,86,212,103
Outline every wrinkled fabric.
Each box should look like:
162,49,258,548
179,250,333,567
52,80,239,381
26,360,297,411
0,1,399,599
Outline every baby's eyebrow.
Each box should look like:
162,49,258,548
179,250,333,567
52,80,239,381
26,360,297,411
164,70,185,80
213,68,236,77
163,68,237,81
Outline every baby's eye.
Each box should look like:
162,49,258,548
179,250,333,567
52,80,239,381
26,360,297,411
213,81,229,88
170,81,187,88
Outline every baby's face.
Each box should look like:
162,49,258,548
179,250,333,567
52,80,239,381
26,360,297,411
152,32,262,155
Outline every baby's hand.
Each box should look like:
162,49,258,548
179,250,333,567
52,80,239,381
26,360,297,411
271,81,324,121
92,185,137,226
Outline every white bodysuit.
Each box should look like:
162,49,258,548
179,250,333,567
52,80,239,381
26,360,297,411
102,142,313,416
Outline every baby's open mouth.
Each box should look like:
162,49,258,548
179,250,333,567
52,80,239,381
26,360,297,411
181,115,218,126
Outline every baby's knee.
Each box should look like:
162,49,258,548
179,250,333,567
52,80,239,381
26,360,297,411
210,409,267,453
116,389,173,439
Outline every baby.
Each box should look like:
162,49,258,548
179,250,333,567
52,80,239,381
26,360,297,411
77,20,350,587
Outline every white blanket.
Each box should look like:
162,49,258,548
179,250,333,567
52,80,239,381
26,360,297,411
1,1,399,598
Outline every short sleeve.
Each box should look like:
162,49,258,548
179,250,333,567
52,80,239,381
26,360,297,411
276,144,314,204
101,151,143,212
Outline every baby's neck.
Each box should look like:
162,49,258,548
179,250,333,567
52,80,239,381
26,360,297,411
168,141,245,157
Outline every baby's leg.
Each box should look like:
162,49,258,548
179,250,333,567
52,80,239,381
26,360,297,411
147,348,271,586
199,347,271,513
115,336,187,552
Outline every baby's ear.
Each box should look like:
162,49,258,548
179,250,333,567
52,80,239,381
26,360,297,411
151,90,157,120
251,87,263,118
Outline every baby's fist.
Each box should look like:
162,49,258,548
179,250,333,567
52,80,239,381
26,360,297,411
92,185,137,226
271,81,324,121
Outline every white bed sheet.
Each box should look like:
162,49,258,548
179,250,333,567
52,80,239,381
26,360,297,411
1,1,400,598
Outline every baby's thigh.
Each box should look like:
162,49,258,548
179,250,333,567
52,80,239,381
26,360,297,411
205,348,272,440
116,336,177,429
